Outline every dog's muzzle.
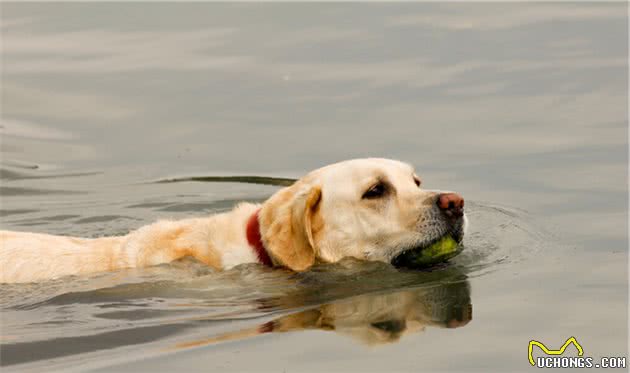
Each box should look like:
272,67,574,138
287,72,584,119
391,193,466,268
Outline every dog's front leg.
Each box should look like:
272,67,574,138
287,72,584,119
124,218,221,269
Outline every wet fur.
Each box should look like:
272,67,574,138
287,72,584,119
0,158,465,283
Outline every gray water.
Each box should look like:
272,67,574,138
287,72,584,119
0,3,628,372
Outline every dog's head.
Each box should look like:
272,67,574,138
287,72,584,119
259,158,466,271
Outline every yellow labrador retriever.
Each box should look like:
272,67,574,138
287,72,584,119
0,158,466,283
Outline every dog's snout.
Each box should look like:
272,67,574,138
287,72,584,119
437,193,464,218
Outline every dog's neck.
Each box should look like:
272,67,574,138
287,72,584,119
246,209,273,267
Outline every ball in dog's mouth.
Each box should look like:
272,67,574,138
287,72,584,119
391,235,463,269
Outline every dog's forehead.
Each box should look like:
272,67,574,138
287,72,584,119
309,158,414,188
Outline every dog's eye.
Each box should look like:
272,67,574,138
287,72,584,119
413,177,421,187
362,182,387,199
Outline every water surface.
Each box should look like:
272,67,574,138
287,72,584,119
1,3,628,372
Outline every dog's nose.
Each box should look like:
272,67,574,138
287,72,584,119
437,193,464,218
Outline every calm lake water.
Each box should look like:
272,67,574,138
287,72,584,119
1,3,628,372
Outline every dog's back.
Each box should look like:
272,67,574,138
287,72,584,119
0,231,126,283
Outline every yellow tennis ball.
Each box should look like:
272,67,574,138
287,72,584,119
392,235,462,268
423,235,459,258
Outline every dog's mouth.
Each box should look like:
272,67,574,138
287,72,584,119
391,232,464,269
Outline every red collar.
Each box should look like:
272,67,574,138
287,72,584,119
246,209,273,267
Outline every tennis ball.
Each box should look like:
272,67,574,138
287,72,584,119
392,235,462,268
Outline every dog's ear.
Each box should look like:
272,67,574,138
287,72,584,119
259,183,322,271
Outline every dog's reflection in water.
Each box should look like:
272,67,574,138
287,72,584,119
176,280,471,348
